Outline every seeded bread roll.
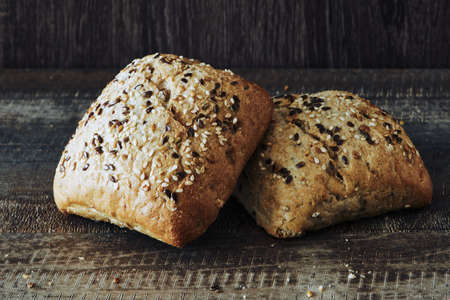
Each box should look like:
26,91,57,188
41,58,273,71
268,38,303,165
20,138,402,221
235,91,432,238
53,53,272,247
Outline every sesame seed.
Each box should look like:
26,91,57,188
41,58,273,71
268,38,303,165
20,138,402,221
176,171,187,180
232,124,238,134
342,155,349,165
171,193,178,202
104,164,115,171
314,157,320,164
168,164,178,172
144,91,153,98
296,162,305,168
315,123,325,134
187,127,194,137
95,146,103,154
285,175,293,184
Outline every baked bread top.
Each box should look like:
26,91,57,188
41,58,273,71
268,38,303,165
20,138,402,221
236,90,432,238
53,53,273,247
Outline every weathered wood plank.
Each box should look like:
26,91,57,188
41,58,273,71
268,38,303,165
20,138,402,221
2,0,450,68
0,232,448,298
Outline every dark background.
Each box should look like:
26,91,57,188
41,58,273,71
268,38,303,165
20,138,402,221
1,0,449,69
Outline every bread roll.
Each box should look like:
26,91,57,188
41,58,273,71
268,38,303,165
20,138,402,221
235,91,432,238
53,54,273,247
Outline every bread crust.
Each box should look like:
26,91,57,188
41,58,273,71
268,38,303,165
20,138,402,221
236,91,432,238
53,54,273,247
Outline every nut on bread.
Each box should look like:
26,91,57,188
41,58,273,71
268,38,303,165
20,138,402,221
235,91,432,238
53,54,273,247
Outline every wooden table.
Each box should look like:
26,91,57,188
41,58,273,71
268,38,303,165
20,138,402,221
0,69,449,299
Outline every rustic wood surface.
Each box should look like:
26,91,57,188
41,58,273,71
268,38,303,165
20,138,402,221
0,69,449,299
1,0,450,69
0,232,449,299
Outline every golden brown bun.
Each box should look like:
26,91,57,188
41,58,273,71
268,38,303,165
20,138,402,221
53,53,273,247
236,91,432,238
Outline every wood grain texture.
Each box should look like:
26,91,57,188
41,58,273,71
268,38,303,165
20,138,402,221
2,0,450,68
0,69,449,298
0,232,449,299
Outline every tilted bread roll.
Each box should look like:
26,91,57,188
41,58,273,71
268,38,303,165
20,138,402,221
53,54,273,247
235,91,432,238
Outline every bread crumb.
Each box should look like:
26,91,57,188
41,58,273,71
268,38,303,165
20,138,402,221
318,285,324,292
348,273,356,280
27,282,35,289
306,290,314,297
311,212,320,218
400,120,405,125
22,274,30,279
113,277,120,284
283,85,289,91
